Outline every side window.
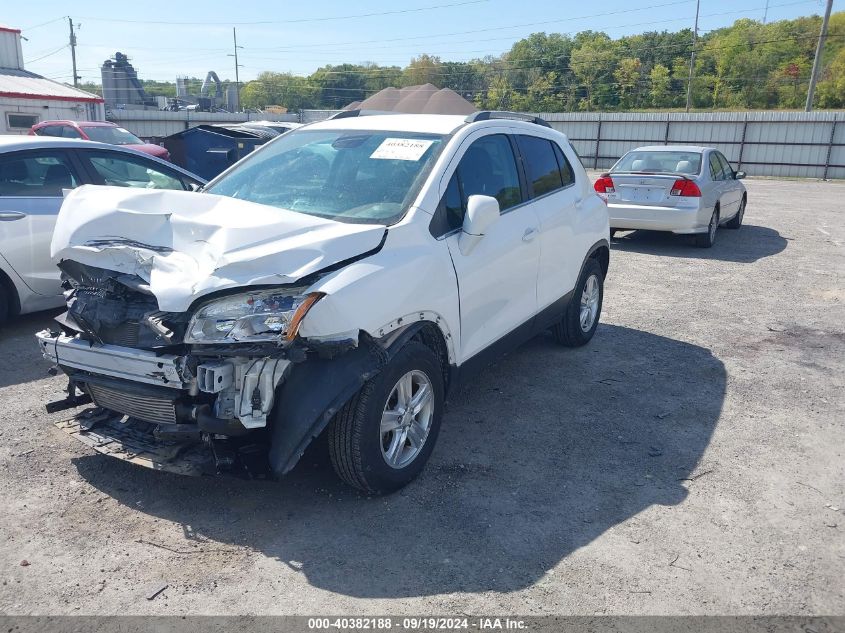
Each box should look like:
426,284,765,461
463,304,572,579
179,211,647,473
717,153,733,179
443,172,464,231
517,135,563,197
708,153,724,181
553,143,576,187
60,126,83,139
458,134,522,212
35,126,63,138
83,151,186,190
0,152,80,197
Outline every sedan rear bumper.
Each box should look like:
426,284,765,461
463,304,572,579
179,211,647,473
608,202,711,234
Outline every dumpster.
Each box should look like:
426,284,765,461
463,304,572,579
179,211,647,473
163,123,298,180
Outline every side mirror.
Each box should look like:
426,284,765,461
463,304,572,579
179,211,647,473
459,195,500,255
735,171,746,180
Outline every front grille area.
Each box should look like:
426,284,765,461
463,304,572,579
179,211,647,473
88,383,177,425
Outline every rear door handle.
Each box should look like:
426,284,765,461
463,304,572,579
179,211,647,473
522,227,538,242
0,211,26,221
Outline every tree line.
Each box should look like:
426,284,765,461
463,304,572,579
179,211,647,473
80,12,845,112
238,12,844,112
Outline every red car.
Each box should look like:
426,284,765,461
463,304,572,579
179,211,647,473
30,120,170,161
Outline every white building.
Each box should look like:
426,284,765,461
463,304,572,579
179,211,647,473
0,24,104,135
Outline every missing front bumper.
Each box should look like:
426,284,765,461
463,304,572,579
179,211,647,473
56,411,213,476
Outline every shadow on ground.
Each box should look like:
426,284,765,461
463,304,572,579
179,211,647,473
73,324,725,598
0,308,62,389
612,224,787,262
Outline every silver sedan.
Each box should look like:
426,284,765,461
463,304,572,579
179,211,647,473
594,145,747,248
0,136,205,324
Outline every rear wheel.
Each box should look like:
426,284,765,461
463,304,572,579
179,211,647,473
328,341,444,494
725,196,746,229
695,208,719,248
553,258,603,347
0,285,10,325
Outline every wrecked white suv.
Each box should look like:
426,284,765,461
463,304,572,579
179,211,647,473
37,111,609,493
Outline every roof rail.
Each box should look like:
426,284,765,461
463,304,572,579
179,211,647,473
465,111,551,128
329,109,400,120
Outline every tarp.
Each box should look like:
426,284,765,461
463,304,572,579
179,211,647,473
347,84,476,115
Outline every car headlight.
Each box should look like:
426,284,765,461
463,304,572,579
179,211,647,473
184,288,324,344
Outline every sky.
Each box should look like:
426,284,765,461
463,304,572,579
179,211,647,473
4,0,840,85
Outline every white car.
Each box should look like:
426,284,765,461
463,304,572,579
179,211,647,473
595,146,747,248
0,137,205,323
37,111,609,494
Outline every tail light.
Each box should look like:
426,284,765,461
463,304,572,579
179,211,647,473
670,179,701,197
594,175,615,194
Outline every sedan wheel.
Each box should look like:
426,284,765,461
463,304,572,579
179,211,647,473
726,197,746,229
695,209,719,248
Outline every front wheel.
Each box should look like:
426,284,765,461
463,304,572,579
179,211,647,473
553,258,603,347
725,197,746,229
328,341,444,494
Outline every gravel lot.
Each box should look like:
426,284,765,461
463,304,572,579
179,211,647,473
0,176,842,616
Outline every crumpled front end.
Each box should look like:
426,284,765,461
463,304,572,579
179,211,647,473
38,257,382,478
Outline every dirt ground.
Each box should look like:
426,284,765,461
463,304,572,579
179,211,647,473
0,176,842,616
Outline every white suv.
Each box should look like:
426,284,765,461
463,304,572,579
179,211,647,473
37,111,610,494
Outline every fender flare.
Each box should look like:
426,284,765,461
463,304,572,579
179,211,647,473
268,321,441,476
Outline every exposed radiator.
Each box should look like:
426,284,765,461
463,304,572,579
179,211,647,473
87,383,177,425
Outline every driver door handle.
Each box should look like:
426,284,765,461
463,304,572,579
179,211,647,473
522,227,538,242
0,211,26,221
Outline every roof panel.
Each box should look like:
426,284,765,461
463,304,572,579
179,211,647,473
0,67,103,102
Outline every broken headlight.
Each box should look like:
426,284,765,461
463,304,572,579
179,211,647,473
185,289,323,344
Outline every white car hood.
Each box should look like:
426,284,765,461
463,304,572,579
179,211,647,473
52,186,386,312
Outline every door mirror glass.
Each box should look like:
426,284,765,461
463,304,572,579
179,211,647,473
459,194,500,255
735,171,746,180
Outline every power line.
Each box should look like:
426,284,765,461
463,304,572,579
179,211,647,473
25,44,69,64
75,0,487,26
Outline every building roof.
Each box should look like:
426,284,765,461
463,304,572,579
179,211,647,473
0,67,103,103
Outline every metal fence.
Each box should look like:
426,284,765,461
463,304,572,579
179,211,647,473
108,108,845,180
540,111,844,180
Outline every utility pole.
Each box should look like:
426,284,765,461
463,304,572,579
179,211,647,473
685,0,700,113
228,27,244,112
763,0,770,24
68,17,80,87
805,0,833,112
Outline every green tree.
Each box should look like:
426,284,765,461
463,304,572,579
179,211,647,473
614,57,642,108
649,63,671,107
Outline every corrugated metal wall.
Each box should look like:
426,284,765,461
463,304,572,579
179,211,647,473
540,111,844,179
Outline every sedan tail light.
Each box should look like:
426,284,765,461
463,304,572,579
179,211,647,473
669,179,702,197
594,175,615,194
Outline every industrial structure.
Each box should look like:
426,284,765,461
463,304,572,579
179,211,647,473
100,52,157,110
0,24,104,134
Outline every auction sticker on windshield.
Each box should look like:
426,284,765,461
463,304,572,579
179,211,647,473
370,138,434,161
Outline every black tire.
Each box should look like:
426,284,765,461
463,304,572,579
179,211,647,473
695,208,719,248
553,257,603,347
0,285,10,325
725,196,746,229
328,341,444,494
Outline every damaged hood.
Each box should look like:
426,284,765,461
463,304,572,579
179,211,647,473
52,186,386,312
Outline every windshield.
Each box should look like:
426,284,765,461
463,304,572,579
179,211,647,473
205,129,445,224
83,126,143,145
612,151,702,175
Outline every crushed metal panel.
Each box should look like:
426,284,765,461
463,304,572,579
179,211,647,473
36,330,187,388
51,186,387,312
